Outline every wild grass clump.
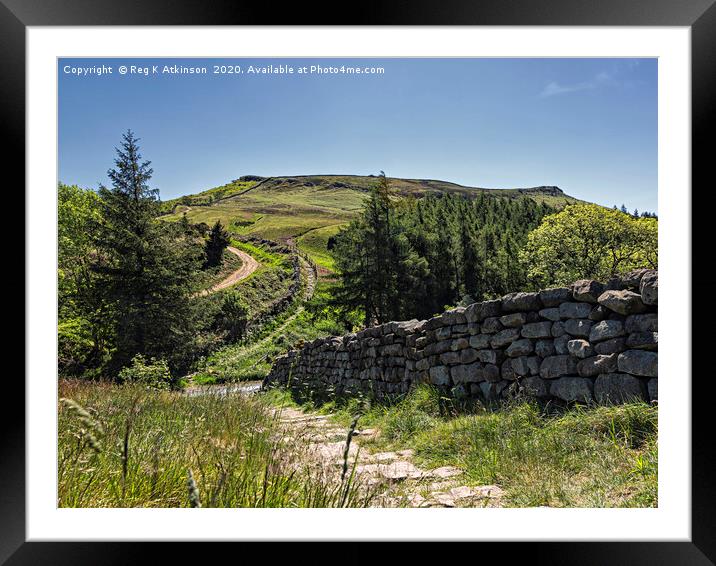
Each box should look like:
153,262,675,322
58,380,372,508
400,393,658,507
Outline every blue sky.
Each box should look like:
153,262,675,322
59,58,658,212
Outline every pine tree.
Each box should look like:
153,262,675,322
333,185,556,324
204,220,231,268
179,212,192,234
92,130,202,372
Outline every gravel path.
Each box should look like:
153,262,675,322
204,246,260,294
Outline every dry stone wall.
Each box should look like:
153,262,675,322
265,270,658,405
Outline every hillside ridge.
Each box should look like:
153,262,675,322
159,174,582,271
230,174,567,196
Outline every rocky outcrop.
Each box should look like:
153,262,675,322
265,270,658,406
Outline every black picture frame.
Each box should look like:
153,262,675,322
5,1,715,563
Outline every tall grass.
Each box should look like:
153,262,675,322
58,380,372,508
407,399,657,507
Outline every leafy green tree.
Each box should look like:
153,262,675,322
521,203,658,287
204,220,231,268
92,130,203,372
58,183,113,373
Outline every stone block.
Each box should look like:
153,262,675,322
576,353,618,377
429,365,451,386
559,302,593,319
539,287,572,307
594,337,627,355
469,334,491,349
436,326,452,340
477,349,501,365
597,290,649,315
484,364,501,382
521,376,550,398
549,377,594,403
502,291,542,312
564,319,592,337
567,339,593,359
451,362,485,384
594,373,648,404
617,350,658,377
522,321,553,338
464,299,502,323
481,317,504,334
640,270,658,305
540,355,578,379
572,279,605,303
490,328,520,348
588,305,610,321
626,332,658,351
506,338,534,357
538,307,561,321
439,351,462,365
500,312,527,327
589,320,625,342
625,313,658,333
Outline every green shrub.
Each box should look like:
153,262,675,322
215,292,249,342
117,355,177,390
58,317,96,375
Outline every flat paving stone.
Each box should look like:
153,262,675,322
356,460,426,480
430,466,463,479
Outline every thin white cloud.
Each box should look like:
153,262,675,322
539,70,616,98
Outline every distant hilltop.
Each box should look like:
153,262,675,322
226,175,575,204
159,174,582,217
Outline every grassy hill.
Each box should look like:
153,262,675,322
160,174,582,270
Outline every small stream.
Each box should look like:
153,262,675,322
184,380,263,397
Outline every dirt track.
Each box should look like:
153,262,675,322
209,246,260,292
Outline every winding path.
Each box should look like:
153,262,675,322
206,246,260,294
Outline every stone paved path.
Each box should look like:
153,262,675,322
273,406,504,508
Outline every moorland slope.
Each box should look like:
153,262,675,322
161,174,582,270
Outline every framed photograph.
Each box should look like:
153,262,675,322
7,0,715,562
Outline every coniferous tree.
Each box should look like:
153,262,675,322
333,173,424,325
179,212,192,234
92,130,202,372
204,220,231,268
333,178,555,324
